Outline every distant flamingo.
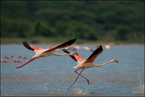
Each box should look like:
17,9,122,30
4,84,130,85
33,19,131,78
96,43,115,50
64,45,76,51
65,45,94,52
14,56,26,63
82,46,94,52
16,38,77,69
62,45,118,91
0,56,13,63
0,56,8,63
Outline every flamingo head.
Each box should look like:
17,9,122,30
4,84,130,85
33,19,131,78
5,56,9,59
111,59,118,63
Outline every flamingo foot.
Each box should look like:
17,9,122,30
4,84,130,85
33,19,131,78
16,66,22,69
87,80,89,85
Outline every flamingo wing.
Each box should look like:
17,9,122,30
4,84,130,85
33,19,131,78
43,38,77,53
74,54,86,62
62,49,77,61
62,49,85,62
23,40,43,51
85,45,103,63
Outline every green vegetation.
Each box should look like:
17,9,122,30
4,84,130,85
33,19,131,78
1,1,144,44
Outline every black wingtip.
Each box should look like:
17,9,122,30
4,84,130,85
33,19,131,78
68,38,77,45
62,48,70,53
56,38,77,48
98,45,103,51
86,45,103,61
23,40,34,51
62,48,77,62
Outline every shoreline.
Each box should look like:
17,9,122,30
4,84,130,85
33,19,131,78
1,37,144,45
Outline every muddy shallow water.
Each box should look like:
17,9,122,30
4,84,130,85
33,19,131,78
1,44,144,96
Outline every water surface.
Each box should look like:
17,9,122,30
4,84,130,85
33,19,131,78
1,44,144,96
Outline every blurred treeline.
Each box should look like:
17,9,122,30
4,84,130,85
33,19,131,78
1,1,144,43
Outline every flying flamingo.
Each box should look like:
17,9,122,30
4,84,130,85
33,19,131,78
62,45,118,91
82,46,94,52
16,38,77,69
0,56,13,63
65,45,94,52
96,43,115,50
14,56,26,63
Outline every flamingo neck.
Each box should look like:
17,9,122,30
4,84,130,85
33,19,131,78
95,61,113,67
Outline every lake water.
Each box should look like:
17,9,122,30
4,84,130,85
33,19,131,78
1,44,144,96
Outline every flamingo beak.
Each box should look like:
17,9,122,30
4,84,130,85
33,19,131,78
114,59,118,63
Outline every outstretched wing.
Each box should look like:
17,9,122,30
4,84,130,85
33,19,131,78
74,54,86,62
62,49,85,62
85,45,103,63
62,49,77,61
23,41,43,51
44,38,77,52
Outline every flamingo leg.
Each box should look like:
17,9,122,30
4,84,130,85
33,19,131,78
75,69,89,85
16,58,35,69
66,68,83,91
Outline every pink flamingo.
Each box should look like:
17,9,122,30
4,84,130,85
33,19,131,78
14,56,26,63
16,38,77,69
62,45,118,91
65,45,94,52
0,56,8,63
0,56,13,63
97,42,115,50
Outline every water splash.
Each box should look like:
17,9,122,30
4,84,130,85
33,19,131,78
74,88,88,95
57,88,89,95
132,72,144,95
69,88,89,95
57,89,67,91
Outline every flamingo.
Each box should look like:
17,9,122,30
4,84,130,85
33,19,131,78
65,45,76,51
47,46,55,50
62,45,118,91
16,38,77,69
14,56,26,63
0,56,13,63
0,56,8,63
82,46,94,52
65,45,94,52
96,43,115,50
